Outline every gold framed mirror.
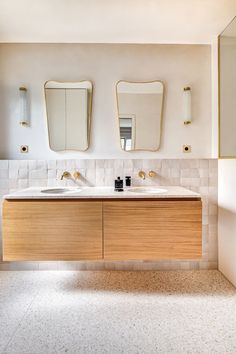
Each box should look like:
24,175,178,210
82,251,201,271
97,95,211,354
116,80,164,151
44,80,93,152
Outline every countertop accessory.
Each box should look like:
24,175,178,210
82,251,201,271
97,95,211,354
114,177,124,192
125,176,131,187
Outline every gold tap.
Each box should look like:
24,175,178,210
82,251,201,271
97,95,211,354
148,170,157,178
60,171,71,180
138,170,146,180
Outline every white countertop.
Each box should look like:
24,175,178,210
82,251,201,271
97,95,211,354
4,186,200,200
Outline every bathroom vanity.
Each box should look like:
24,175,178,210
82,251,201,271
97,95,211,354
2,186,202,261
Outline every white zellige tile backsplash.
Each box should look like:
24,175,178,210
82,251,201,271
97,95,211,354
0,159,218,270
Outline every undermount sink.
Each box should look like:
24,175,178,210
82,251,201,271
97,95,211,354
128,187,168,194
41,187,82,194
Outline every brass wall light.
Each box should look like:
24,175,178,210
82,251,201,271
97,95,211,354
19,86,30,126
183,86,192,125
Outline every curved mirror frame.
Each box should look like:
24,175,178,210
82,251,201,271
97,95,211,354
44,80,93,152
116,80,164,152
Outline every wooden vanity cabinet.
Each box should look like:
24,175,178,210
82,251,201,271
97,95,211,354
2,198,202,261
2,200,103,261
103,200,202,260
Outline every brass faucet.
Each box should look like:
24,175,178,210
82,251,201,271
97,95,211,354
60,171,71,180
60,171,81,181
138,170,146,180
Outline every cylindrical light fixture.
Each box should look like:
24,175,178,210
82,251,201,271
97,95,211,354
19,86,29,126
183,86,191,125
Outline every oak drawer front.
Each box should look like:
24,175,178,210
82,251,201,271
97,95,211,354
3,200,103,261
103,200,202,260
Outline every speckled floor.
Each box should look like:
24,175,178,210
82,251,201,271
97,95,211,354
0,270,235,354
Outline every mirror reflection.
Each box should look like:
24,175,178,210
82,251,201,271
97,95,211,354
44,81,93,152
219,18,236,157
116,81,164,151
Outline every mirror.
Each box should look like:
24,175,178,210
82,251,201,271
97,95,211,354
116,80,164,151
44,81,93,151
219,18,236,157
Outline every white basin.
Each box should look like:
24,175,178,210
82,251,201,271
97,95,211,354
128,187,168,194
41,187,82,194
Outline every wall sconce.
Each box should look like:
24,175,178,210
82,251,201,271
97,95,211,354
183,86,192,125
19,86,29,126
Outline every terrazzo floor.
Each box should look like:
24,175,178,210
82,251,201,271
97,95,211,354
0,270,236,354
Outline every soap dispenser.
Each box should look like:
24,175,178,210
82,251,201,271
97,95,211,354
125,176,131,187
114,177,124,192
